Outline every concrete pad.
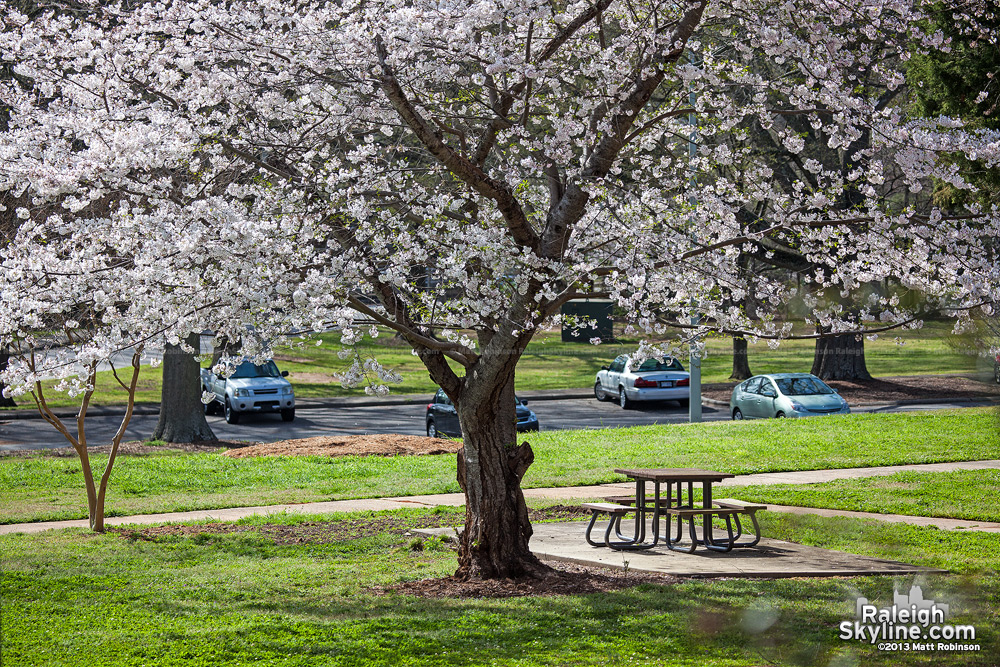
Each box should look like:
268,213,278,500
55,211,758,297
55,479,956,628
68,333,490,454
527,521,947,579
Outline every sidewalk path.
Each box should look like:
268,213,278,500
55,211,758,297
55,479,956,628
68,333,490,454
4,460,999,536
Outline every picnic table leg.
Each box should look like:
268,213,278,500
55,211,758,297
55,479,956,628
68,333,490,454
666,512,699,553
584,511,604,547
649,480,662,546
667,482,684,545
634,479,647,544
702,480,714,546
703,513,736,553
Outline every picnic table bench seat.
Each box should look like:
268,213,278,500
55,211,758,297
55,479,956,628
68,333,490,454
582,502,657,550
582,497,767,553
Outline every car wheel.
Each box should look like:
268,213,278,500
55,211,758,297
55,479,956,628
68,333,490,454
775,411,786,418
594,382,607,402
427,419,438,438
224,399,240,424
619,387,633,410
203,392,213,415
280,408,295,422
732,408,743,420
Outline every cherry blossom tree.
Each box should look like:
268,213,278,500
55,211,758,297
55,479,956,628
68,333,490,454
2,0,999,576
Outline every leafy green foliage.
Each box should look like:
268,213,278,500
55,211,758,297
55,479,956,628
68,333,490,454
908,6,1000,206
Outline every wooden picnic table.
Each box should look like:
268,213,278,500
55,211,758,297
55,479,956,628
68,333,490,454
584,467,770,552
615,467,735,549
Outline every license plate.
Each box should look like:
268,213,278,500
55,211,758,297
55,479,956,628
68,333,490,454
659,381,673,388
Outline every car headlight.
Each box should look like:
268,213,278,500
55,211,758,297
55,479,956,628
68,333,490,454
790,402,806,412
281,386,293,395
234,388,250,397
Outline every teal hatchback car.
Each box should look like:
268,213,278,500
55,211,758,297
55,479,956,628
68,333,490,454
729,373,850,420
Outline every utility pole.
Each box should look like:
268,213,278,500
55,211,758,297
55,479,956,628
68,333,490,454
688,57,702,423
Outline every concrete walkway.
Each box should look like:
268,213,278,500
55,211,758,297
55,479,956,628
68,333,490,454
4,459,999,536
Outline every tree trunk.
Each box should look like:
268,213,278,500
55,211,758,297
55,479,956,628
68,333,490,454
811,329,872,381
729,336,753,380
0,347,16,407
152,332,216,442
454,373,547,580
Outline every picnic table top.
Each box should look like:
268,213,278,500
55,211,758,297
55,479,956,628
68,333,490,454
614,467,735,482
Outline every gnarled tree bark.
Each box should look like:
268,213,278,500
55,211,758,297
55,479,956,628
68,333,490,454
151,332,216,443
0,347,16,407
455,373,546,580
811,326,872,381
730,336,753,380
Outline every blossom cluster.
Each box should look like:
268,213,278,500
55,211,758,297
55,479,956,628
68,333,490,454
1,0,997,396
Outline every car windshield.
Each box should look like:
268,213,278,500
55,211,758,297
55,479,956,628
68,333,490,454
774,377,835,396
230,361,282,379
634,357,684,372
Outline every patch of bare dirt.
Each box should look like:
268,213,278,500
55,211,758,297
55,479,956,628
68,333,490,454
287,372,337,383
384,564,678,598
0,440,247,458
701,373,999,405
109,505,587,545
109,506,672,598
221,434,462,459
272,354,316,365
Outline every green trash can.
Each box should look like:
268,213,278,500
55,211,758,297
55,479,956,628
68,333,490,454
561,300,614,342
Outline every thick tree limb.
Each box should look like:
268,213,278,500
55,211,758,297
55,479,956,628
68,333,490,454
375,36,540,253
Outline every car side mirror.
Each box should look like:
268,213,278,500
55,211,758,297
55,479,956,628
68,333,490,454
281,371,289,377
521,400,528,405
601,365,609,370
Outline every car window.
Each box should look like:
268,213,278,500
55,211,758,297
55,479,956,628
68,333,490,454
634,357,685,372
230,361,281,379
610,357,626,373
775,377,835,395
435,389,452,405
757,379,777,397
742,378,761,393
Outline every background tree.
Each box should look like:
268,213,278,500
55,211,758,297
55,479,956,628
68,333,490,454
151,332,216,443
909,4,1000,207
3,0,998,578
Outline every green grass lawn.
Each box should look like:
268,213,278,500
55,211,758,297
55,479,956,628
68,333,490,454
7,319,982,409
1,506,996,666
730,469,1000,523
2,408,997,524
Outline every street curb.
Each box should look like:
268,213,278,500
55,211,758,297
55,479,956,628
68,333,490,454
0,389,597,420
3,390,997,421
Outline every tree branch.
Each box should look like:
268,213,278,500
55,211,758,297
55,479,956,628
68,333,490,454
375,35,540,253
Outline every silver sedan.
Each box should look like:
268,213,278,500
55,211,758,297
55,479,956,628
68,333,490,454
594,354,691,409
730,373,850,419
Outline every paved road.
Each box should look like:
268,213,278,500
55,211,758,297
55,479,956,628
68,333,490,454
0,398,993,451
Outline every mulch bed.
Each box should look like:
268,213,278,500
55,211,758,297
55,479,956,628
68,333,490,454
221,434,462,459
107,505,665,598
385,564,678,598
0,440,244,458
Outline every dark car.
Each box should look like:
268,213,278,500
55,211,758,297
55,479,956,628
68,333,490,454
425,388,539,438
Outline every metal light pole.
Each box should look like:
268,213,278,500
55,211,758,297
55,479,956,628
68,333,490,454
687,60,702,423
